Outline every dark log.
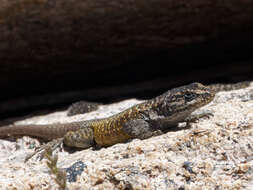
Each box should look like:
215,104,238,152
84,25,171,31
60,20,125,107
0,0,253,118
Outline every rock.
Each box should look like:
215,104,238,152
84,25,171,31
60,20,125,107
0,82,253,189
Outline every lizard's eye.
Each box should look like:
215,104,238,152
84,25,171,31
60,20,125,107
184,92,196,101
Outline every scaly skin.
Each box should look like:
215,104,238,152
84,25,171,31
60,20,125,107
0,82,215,149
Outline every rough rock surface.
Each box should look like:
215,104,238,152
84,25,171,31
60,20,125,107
0,83,253,190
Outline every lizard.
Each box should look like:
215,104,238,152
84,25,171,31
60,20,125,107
0,82,215,150
65,81,250,117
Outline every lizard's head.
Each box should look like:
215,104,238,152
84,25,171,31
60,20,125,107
155,82,215,120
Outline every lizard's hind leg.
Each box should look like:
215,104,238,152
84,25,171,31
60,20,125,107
25,127,95,161
63,127,95,148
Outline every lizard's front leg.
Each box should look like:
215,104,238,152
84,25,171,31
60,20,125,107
185,110,214,124
123,119,163,140
63,126,95,148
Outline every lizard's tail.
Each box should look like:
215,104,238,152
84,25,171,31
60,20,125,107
0,122,83,140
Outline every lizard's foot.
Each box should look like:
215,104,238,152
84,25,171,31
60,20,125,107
25,138,64,162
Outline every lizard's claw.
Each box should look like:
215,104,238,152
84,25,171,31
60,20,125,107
25,138,64,162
